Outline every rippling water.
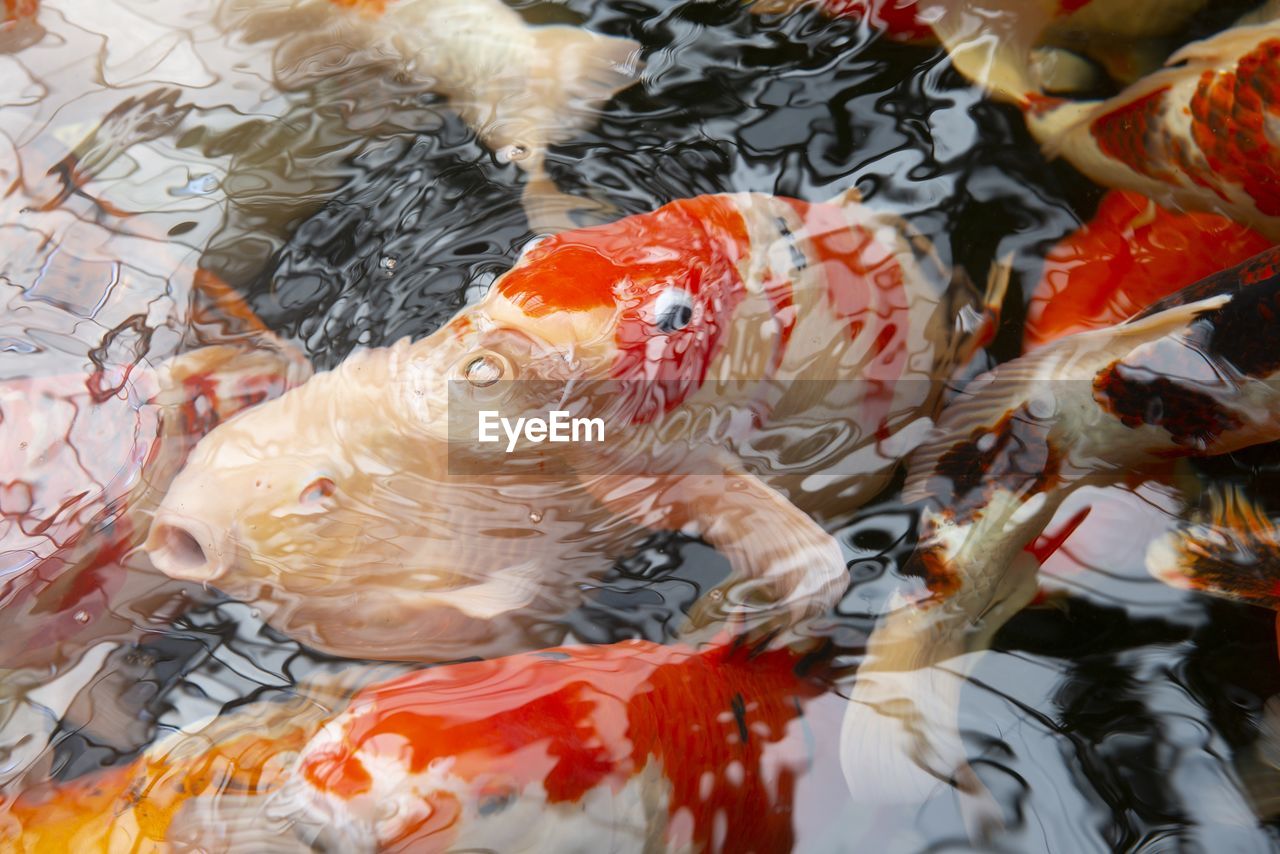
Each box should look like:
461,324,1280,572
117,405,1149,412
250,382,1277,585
4,0,1280,850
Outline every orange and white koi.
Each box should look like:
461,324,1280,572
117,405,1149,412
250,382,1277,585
256,639,819,852
2,639,822,853
146,191,1003,661
1024,190,1273,349
0,668,374,852
927,2,1280,237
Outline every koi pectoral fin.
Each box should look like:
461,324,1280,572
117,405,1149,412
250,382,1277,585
663,468,849,635
842,550,1040,839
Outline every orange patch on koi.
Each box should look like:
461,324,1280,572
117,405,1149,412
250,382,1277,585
1024,190,1272,349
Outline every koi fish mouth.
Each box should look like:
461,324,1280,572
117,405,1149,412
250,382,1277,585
146,513,231,583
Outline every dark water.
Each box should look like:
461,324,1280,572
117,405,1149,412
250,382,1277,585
9,0,1280,850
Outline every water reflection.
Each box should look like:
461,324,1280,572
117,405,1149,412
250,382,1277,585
3,0,1280,850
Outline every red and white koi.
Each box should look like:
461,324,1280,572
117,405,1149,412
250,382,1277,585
1,639,823,853
926,2,1280,237
146,191,1003,661
250,639,820,853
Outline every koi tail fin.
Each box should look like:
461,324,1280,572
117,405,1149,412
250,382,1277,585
527,27,643,135
920,0,1059,105
515,27,642,231
1146,483,1280,608
951,253,1012,365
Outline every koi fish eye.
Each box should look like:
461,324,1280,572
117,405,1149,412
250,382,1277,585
464,353,505,387
299,476,336,505
476,783,517,817
653,287,694,334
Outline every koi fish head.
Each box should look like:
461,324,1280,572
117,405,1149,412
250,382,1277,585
145,195,768,657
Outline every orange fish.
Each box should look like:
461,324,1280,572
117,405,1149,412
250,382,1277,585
1024,190,1273,349
145,191,1004,661
0,675,353,852
4,640,822,852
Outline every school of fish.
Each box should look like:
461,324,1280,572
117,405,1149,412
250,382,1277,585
6,0,1280,849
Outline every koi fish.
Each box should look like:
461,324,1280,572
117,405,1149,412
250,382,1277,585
1025,190,1273,349
145,191,1004,661
921,0,1215,93
1147,483,1280,609
0,666,388,851
841,245,1280,817
927,3,1280,237
2,639,822,852
11,0,641,233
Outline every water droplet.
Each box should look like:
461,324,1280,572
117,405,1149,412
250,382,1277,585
464,354,503,388
73,610,90,623
170,173,220,197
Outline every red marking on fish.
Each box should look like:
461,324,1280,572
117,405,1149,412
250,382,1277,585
326,0,387,15
299,639,819,852
2,0,37,23
782,198,911,432
500,196,753,422
1024,190,1272,349
1188,39,1280,217
1027,504,1091,564
1090,87,1176,183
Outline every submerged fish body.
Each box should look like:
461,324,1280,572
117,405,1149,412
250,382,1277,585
0,671,355,852
146,191,998,660
280,639,820,853
2,639,821,852
7,0,641,234
927,3,1280,236
1024,190,1273,349
841,246,1280,811
917,0,1212,90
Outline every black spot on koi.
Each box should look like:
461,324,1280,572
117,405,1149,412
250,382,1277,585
1093,362,1241,450
731,692,749,745
928,404,1061,524
773,217,808,273
1135,246,1280,378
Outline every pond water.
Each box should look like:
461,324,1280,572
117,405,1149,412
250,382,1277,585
3,0,1280,850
